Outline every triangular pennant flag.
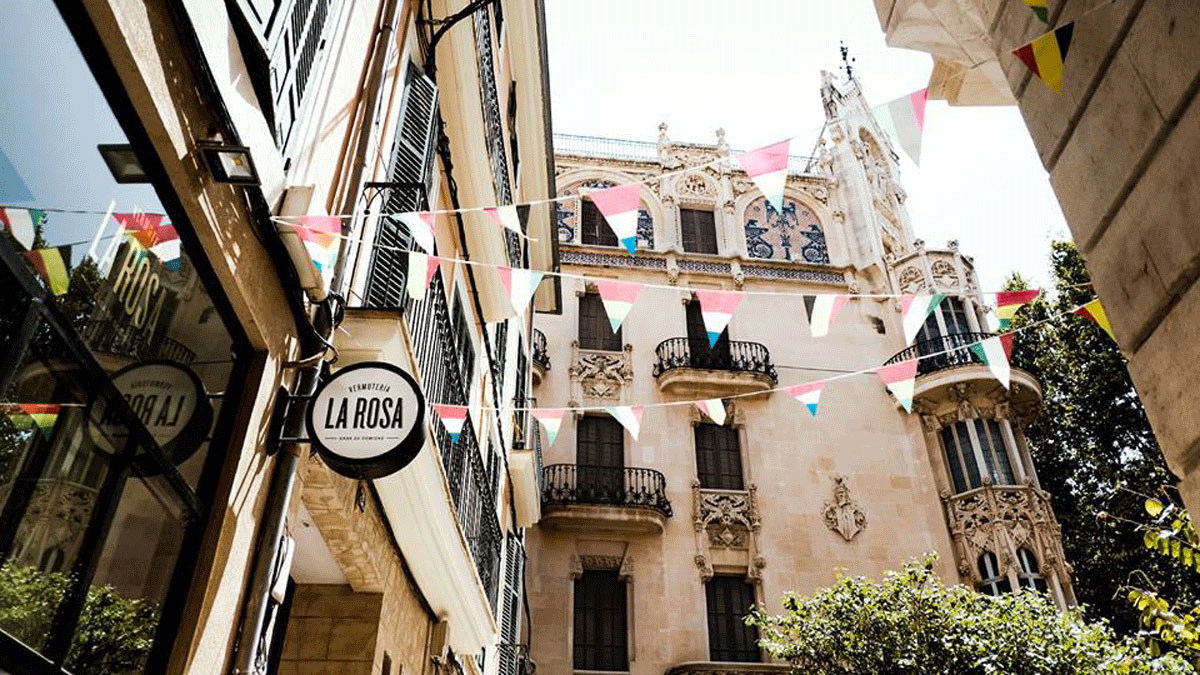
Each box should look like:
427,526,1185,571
900,294,946,344
0,146,34,202
25,246,71,295
484,205,525,235
871,88,929,165
1023,0,1050,24
432,404,468,442
605,405,644,441
736,139,790,212
994,289,1041,330
396,211,436,253
695,290,742,348
0,207,41,249
588,184,642,256
1075,299,1115,341
1012,22,1074,93
807,295,849,338
295,216,341,275
787,381,824,417
875,360,919,413
694,399,727,426
595,279,644,332
530,408,566,447
113,212,165,235
128,223,183,271
406,251,440,299
999,332,1015,360
2,403,60,438
497,266,545,315
969,336,1011,389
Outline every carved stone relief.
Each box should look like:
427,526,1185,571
822,476,866,542
568,344,634,401
692,482,763,580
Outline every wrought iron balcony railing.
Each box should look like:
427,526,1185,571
531,328,550,372
541,464,672,517
884,331,1038,378
652,338,777,382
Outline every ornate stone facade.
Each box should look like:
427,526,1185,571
822,476,866,542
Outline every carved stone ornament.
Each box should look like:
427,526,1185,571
680,173,716,199
822,476,866,542
692,482,763,580
568,345,633,400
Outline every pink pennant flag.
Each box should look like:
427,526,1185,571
694,399,727,426
497,266,546,315
530,408,566,447
432,404,468,442
695,290,743,347
808,295,850,338
296,216,341,275
588,184,642,256
406,252,440,299
396,211,436,253
113,212,165,234
484,205,524,235
875,360,919,413
786,381,824,417
595,279,644,332
605,405,644,441
736,139,791,212
871,88,929,165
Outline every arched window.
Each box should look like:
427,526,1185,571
1016,548,1048,593
977,551,1011,596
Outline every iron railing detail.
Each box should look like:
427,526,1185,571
473,6,523,269
541,464,672,517
884,331,1038,378
652,338,777,382
531,328,549,373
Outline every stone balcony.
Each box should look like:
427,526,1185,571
884,332,1042,413
664,662,788,675
652,338,777,398
532,328,549,385
540,464,671,534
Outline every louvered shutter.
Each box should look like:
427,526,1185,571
578,294,620,351
694,424,743,490
266,0,334,148
705,576,760,662
681,209,718,254
499,533,524,675
363,63,440,309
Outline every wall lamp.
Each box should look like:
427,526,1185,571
97,144,150,183
196,141,260,186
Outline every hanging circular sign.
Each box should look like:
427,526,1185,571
305,361,426,480
89,360,213,467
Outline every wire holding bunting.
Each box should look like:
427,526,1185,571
736,139,792,213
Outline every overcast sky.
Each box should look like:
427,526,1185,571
544,0,1070,291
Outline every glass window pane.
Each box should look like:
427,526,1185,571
940,427,967,493
952,423,982,490
975,419,1014,485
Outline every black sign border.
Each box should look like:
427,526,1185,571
305,361,426,480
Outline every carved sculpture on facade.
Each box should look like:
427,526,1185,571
568,342,633,401
692,481,763,580
822,475,866,541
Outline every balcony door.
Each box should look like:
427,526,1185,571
686,299,730,368
576,416,624,503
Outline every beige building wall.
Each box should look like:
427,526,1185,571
871,0,1200,512
528,77,1070,675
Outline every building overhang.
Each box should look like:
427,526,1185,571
655,368,776,398
539,504,668,534
912,364,1043,412
508,448,542,527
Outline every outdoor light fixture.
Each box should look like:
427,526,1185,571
196,141,260,186
97,144,150,183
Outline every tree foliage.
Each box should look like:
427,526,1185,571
748,555,1195,675
1126,496,1200,665
1005,241,1195,634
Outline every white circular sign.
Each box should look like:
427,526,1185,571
305,361,425,479
89,361,212,465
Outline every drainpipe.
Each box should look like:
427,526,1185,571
230,0,402,672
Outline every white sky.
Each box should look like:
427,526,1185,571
544,0,1071,291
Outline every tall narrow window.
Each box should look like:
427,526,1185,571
576,416,624,502
1016,548,1048,593
579,293,621,351
977,552,1011,596
686,299,730,366
940,419,1016,493
499,533,525,675
695,424,743,490
705,575,760,662
573,570,628,671
452,293,476,389
680,208,718,254
580,199,619,247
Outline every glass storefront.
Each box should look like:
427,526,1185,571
0,2,249,673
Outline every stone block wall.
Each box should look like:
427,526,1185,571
277,585,382,675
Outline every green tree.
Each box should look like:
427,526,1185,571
1004,241,1195,635
748,555,1195,675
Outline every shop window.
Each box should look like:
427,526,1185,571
940,419,1016,493
705,575,760,662
573,570,627,671
578,293,621,351
977,551,1012,596
680,208,719,255
695,424,743,490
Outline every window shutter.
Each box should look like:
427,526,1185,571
363,63,440,310
681,209,718,254
695,424,743,490
577,294,620,351
705,576,760,662
267,0,335,148
573,570,628,671
580,200,618,247
499,533,524,675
